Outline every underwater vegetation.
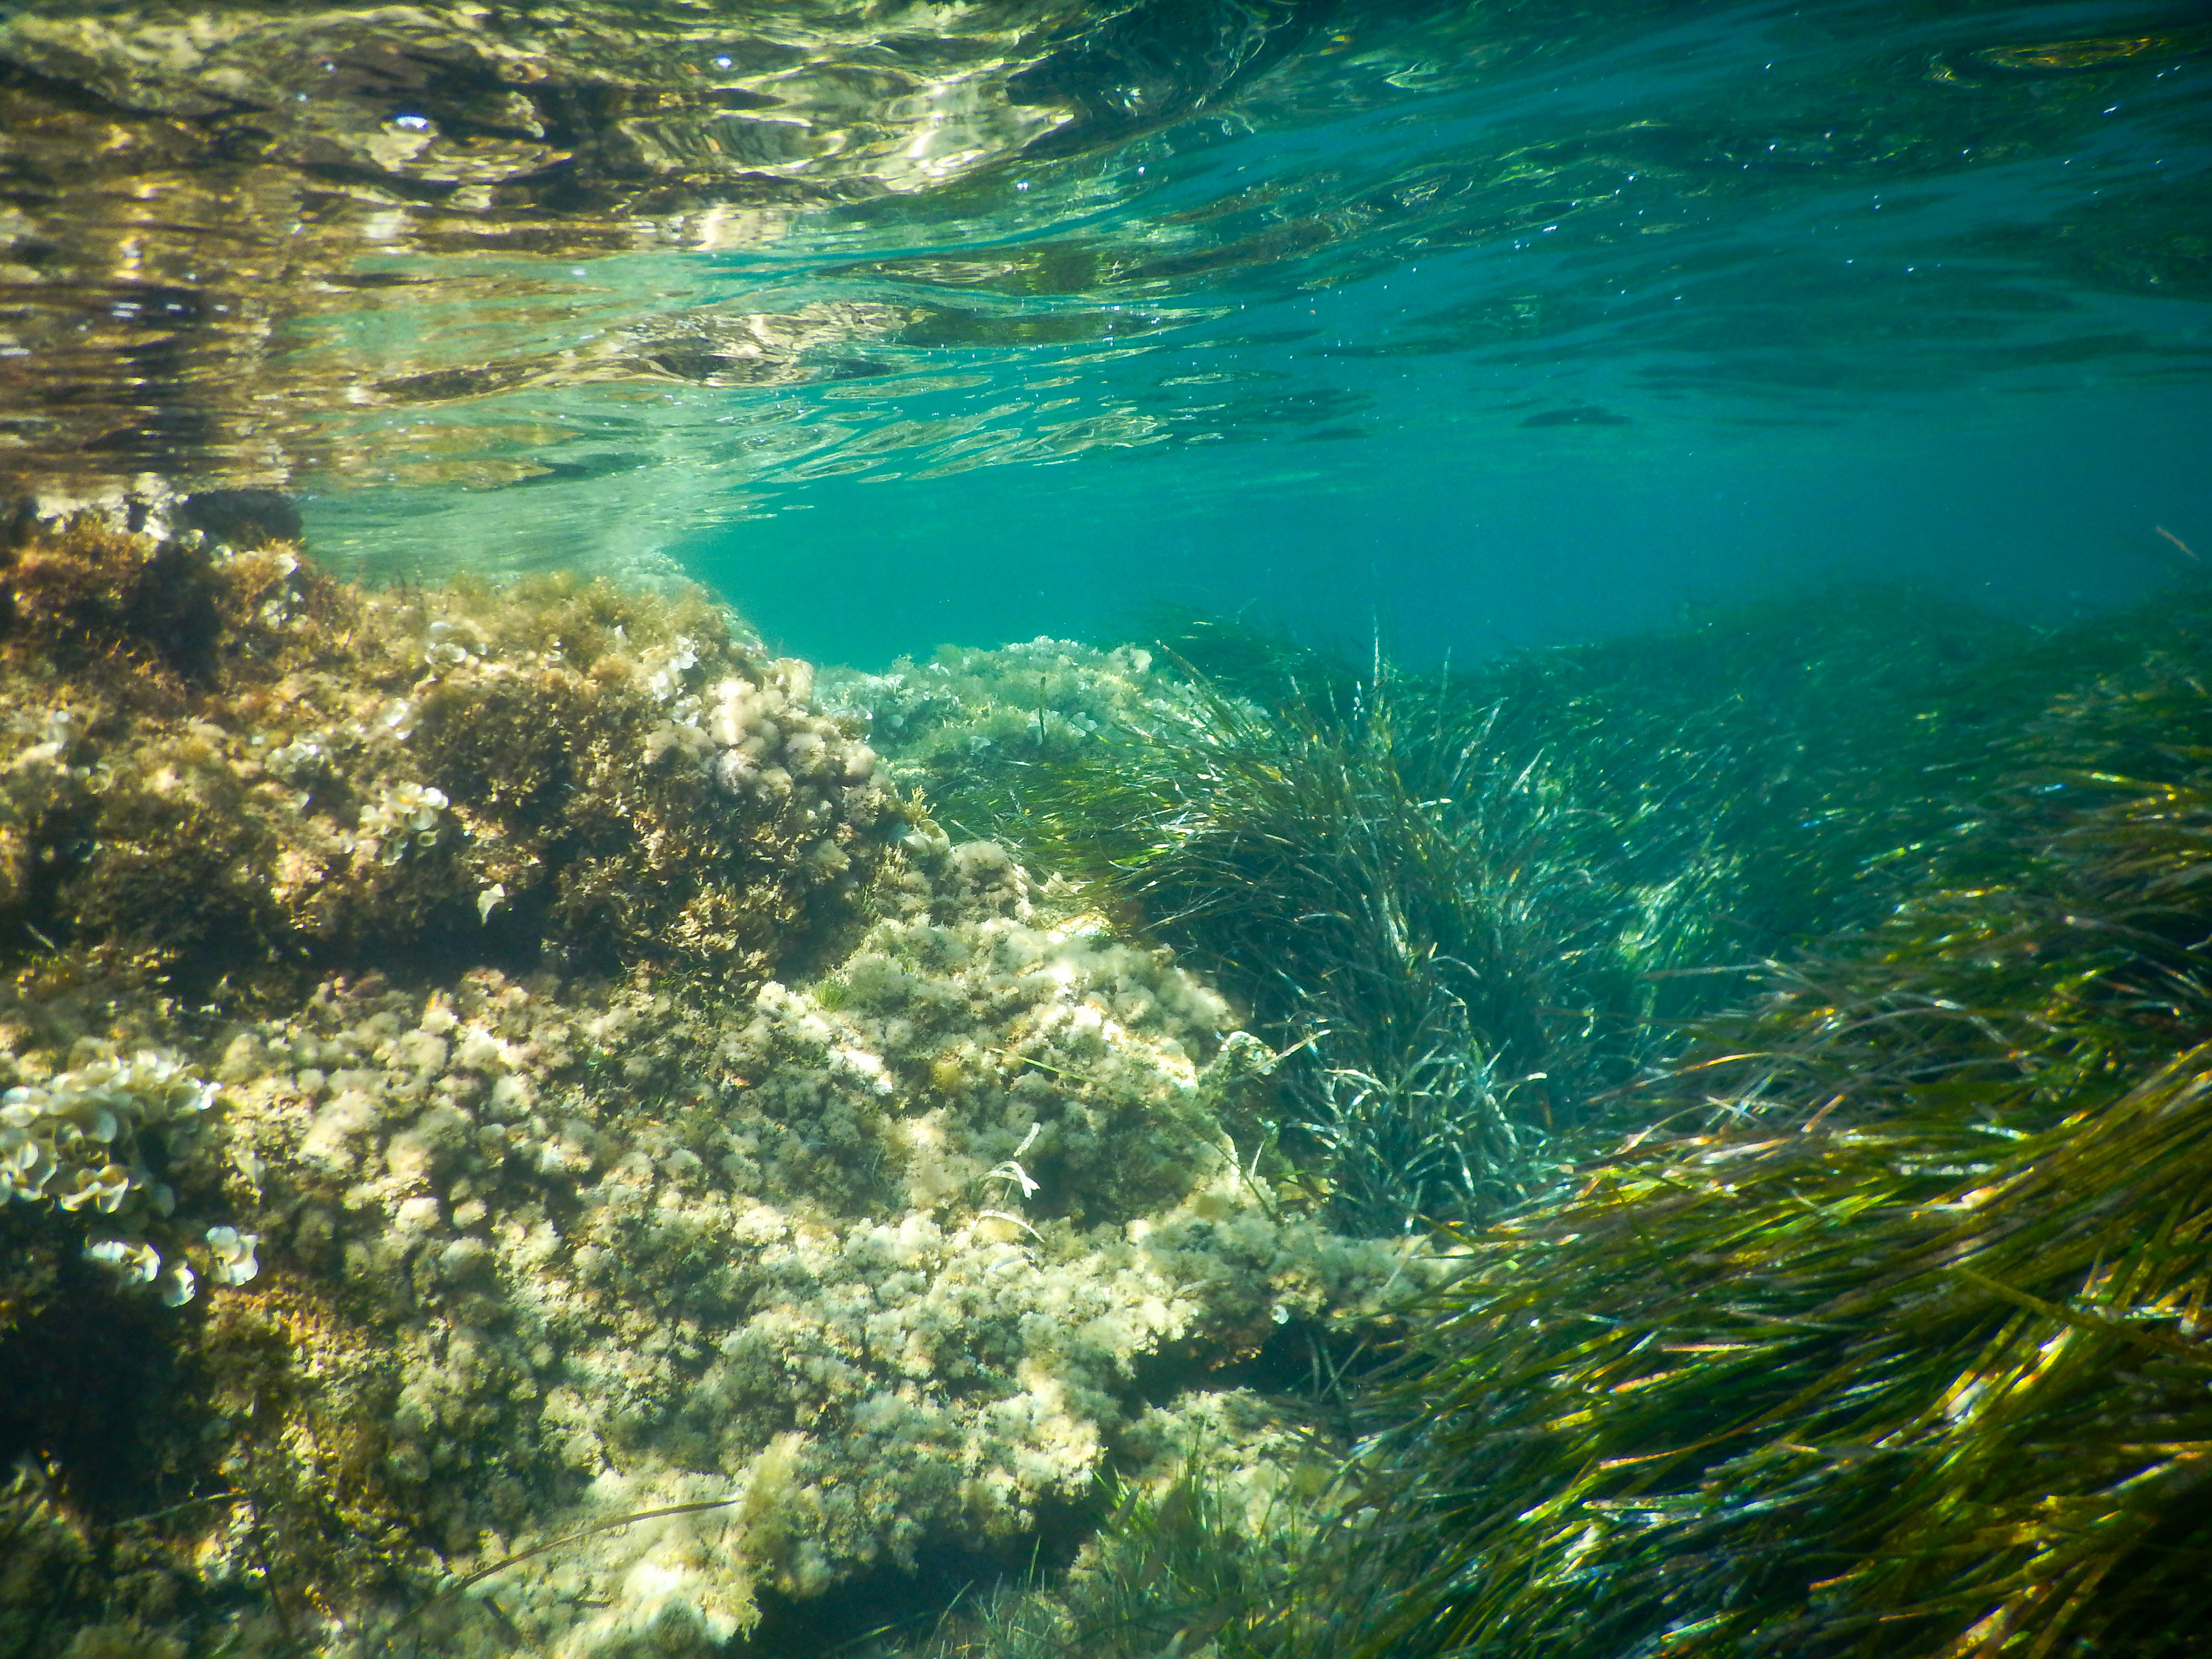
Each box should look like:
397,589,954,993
817,640,1180,806
0,513,893,1005
879,593,2120,1235
854,583,2212,1658
890,1455,1342,1659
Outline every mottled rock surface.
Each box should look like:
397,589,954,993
0,520,1434,1659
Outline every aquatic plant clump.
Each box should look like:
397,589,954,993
0,1048,234,1307
1329,626,2212,1659
1336,1053,2212,1659
931,632,1757,1234
900,1423,1353,1659
0,1051,206,1212
817,638,1201,837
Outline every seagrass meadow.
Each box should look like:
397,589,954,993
856,579,2212,1659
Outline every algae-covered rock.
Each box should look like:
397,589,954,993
0,516,1432,1659
0,515,894,1000
817,638,1177,785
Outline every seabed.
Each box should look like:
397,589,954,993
4,499,2211,1659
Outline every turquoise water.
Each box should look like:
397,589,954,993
5,0,2209,662
715,385,2208,665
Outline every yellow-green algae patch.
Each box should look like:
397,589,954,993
0,516,1438,1659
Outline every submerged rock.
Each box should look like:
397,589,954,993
0,516,1435,1659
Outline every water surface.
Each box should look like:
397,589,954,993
3,0,2206,659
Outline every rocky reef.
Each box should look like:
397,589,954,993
0,513,1433,1658
23,512,2204,1659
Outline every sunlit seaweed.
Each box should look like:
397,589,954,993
1341,1056,2212,1657
1329,622,2212,1658
897,1462,1348,1659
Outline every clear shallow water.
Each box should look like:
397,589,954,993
4,0,2208,663
4,11,2212,1651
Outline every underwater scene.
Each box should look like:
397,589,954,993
3,2,2211,1655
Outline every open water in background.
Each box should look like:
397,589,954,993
4,0,2209,666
